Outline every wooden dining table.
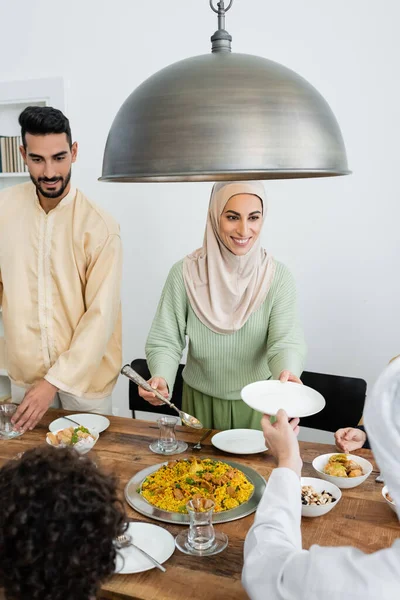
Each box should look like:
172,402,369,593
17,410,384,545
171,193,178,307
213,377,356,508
0,409,398,600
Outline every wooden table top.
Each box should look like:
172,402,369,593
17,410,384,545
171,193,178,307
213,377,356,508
0,409,398,600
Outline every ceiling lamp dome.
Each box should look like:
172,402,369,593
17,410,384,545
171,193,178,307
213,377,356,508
100,1,349,183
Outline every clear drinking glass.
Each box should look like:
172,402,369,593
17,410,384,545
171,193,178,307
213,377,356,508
0,403,21,439
187,497,215,550
148,416,188,455
158,416,178,452
175,497,228,556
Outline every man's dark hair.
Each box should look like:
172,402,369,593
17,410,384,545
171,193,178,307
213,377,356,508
19,106,72,149
0,446,126,600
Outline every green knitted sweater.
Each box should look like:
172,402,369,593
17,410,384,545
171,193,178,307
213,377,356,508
146,260,306,401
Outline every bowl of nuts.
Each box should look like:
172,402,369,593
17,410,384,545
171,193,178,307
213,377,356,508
301,477,342,518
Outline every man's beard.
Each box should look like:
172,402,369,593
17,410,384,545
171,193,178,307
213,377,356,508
30,169,72,199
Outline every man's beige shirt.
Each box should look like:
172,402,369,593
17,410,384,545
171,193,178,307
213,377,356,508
0,183,122,399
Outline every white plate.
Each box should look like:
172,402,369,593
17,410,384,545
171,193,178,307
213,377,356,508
241,380,325,418
49,413,110,433
211,429,267,454
115,522,175,574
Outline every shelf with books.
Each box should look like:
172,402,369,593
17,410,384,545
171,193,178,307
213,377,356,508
0,134,28,174
0,77,64,191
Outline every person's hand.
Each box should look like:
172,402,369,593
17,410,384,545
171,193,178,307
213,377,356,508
138,376,169,406
11,379,58,432
261,409,302,476
334,427,367,452
279,370,302,384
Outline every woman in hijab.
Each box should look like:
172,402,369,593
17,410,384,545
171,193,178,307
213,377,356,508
242,357,400,600
139,181,306,430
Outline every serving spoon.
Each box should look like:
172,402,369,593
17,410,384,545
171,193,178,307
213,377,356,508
192,429,212,451
60,415,84,427
121,365,203,429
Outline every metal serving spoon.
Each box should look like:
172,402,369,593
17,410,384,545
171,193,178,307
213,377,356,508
115,533,166,572
192,429,212,451
60,415,84,427
121,365,203,429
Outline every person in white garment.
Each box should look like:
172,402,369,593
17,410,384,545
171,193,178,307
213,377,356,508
242,357,400,600
0,106,122,432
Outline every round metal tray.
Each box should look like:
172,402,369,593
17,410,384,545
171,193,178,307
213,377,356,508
124,458,266,525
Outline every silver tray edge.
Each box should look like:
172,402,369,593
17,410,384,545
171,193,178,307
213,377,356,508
124,458,266,525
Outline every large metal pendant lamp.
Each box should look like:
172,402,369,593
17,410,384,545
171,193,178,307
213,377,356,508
100,1,349,183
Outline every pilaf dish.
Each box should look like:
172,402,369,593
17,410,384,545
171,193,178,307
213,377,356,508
140,457,254,513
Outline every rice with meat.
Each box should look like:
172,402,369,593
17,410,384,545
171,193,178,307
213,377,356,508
140,457,254,513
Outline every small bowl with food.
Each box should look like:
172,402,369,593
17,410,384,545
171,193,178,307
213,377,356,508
301,477,341,517
382,485,397,514
46,425,99,455
312,453,372,489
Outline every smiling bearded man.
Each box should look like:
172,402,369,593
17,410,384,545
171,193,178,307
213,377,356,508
0,106,122,432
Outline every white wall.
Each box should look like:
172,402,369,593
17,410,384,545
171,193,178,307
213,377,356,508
1,0,399,420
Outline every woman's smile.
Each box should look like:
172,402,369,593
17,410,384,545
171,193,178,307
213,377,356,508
231,236,251,248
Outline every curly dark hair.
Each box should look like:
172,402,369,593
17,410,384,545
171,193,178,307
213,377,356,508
0,446,126,600
19,106,72,148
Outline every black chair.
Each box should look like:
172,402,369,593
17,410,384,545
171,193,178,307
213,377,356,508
299,370,366,432
129,358,184,418
129,359,367,432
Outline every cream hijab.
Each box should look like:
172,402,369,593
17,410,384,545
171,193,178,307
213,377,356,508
183,181,276,335
364,356,400,519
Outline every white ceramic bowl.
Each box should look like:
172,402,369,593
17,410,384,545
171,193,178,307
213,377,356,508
301,477,341,517
312,453,372,489
382,485,397,514
46,427,99,455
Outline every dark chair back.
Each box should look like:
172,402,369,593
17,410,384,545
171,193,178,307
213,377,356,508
128,360,366,432
300,370,367,432
129,358,184,418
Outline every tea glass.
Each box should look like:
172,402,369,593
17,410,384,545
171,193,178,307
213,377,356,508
175,497,228,556
149,416,188,455
0,403,22,439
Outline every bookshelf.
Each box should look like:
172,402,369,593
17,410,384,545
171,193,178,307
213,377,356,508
0,77,64,191
0,78,64,395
